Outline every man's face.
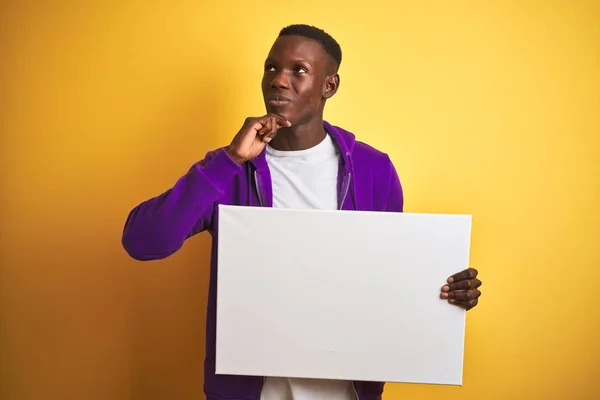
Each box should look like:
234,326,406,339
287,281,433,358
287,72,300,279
262,35,334,125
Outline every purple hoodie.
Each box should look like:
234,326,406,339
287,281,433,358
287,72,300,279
122,121,404,400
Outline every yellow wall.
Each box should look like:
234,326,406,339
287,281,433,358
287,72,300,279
1,1,598,399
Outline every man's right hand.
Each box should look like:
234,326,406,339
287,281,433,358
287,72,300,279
226,114,291,164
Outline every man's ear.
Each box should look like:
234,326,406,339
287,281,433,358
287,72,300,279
323,73,340,99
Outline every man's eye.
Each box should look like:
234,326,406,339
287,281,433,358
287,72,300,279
296,67,307,74
265,66,276,72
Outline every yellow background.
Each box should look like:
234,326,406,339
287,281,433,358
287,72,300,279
1,1,598,399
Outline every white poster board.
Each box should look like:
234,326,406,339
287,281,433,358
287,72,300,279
216,205,471,386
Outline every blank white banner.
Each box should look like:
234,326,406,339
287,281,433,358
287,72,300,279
216,205,471,386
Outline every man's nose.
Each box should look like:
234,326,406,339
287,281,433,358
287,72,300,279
270,71,290,89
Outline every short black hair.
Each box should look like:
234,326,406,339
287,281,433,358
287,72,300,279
278,24,342,71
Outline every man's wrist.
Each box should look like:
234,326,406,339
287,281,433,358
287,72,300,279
225,147,245,165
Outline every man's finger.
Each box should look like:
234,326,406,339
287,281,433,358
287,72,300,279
262,117,279,135
259,118,271,134
262,113,291,128
261,115,291,143
442,278,482,292
441,289,481,300
448,298,478,310
263,117,278,141
251,119,267,134
448,267,478,283
269,114,291,128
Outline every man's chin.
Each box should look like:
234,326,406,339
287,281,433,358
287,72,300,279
265,107,292,123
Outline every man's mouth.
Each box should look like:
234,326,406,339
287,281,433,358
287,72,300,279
267,95,292,107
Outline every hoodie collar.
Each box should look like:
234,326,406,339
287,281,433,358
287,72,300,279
250,120,356,172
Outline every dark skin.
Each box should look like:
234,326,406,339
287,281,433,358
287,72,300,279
261,35,339,151
227,34,482,310
441,268,482,310
226,35,339,162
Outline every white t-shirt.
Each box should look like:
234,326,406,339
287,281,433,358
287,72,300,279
266,133,339,210
262,134,356,400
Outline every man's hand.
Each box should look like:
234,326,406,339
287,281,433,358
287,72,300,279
440,268,482,310
227,114,291,164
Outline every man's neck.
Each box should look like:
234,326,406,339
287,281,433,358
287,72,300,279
268,117,326,151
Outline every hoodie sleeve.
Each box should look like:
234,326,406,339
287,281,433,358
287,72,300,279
384,156,404,212
121,148,242,261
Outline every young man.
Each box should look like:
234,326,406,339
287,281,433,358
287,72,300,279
122,24,482,400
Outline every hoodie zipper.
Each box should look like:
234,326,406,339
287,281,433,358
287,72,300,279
254,170,265,207
339,171,351,210
339,151,353,210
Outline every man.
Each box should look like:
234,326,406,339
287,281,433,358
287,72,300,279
122,24,482,400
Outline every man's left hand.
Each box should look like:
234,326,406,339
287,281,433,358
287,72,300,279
440,268,482,310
